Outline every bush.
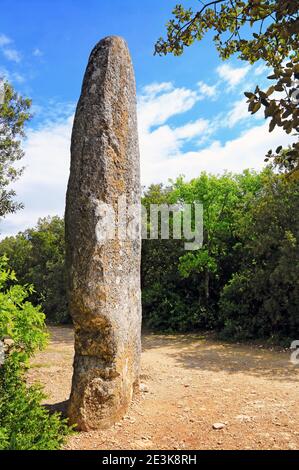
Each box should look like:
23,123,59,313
0,362,71,450
141,172,267,333
219,179,299,341
143,288,198,332
0,216,68,324
0,256,72,450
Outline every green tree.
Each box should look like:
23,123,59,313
173,170,265,303
0,256,72,449
141,171,266,331
0,216,68,323
0,81,31,218
219,175,299,340
156,1,299,174
141,184,195,331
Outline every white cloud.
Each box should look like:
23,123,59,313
226,98,252,127
20,116,73,187
0,33,21,63
0,34,11,47
142,82,173,96
141,123,293,186
33,48,43,57
138,82,292,186
0,67,25,85
0,81,294,237
1,116,73,236
217,63,250,88
138,83,212,187
3,48,21,63
198,81,218,99
0,67,9,80
174,119,210,140
11,72,25,83
254,63,268,76
33,100,75,125
138,82,199,130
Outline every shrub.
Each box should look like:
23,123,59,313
0,216,68,324
219,179,299,341
0,256,72,450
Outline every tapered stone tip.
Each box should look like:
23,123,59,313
93,35,128,48
88,35,130,68
65,35,141,431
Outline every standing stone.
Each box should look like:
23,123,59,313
65,36,141,431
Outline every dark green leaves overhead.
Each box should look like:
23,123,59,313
155,1,299,176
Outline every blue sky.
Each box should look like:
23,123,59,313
0,0,292,236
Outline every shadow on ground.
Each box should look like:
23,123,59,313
44,328,299,387
45,400,69,418
142,332,299,382
47,325,74,346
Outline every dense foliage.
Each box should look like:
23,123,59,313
0,81,31,217
1,170,298,340
219,177,299,340
0,216,68,324
142,170,263,332
155,0,299,175
142,169,299,339
0,256,71,450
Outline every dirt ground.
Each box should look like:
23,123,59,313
28,326,299,450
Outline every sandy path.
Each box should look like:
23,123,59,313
28,326,299,450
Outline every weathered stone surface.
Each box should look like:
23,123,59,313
65,36,141,431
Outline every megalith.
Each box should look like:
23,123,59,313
65,36,142,431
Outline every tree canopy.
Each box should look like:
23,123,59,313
0,81,31,218
155,1,299,175
0,216,68,324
